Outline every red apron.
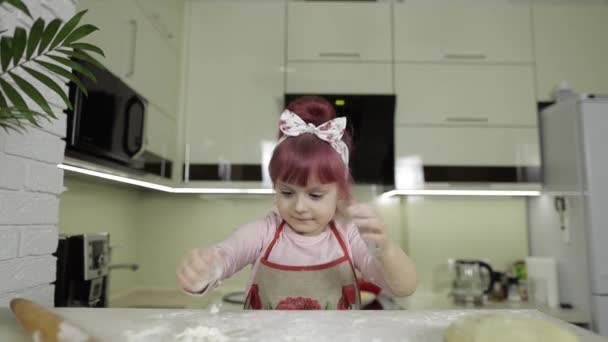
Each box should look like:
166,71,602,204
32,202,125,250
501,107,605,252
244,220,361,310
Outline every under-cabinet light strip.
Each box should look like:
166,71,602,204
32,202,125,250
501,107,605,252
58,164,540,197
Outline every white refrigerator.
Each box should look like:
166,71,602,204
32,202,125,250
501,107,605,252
538,95,608,335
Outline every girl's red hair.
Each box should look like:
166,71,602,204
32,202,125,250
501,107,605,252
269,96,353,201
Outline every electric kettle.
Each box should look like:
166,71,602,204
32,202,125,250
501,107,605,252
451,259,495,305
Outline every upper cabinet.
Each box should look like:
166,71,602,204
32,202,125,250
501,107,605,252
76,0,128,78
123,2,180,120
533,3,608,101
395,64,537,126
287,2,392,62
394,1,533,63
134,0,184,52
77,0,180,120
183,2,285,167
287,63,393,95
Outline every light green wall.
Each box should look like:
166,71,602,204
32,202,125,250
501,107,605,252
406,196,529,295
58,179,529,297
58,177,142,298
135,193,275,290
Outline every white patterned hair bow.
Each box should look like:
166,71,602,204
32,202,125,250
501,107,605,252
277,110,349,165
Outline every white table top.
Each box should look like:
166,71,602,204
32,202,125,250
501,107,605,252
1,307,606,342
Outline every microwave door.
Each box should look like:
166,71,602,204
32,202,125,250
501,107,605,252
123,96,146,159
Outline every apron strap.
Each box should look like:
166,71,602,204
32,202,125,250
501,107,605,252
262,220,285,260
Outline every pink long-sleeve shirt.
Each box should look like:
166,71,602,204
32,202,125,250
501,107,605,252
214,210,392,294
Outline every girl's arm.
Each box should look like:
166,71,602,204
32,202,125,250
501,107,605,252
177,213,275,295
347,204,417,297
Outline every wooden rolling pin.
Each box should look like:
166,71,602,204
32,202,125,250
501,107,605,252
10,298,96,342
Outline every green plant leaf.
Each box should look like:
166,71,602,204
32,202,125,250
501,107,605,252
26,18,45,60
10,72,55,118
35,60,88,96
12,27,26,67
0,77,28,109
63,24,98,46
38,19,62,55
57,48,105,70
1,36,13,72
22,65,72,110
3,0,32,18
67,42,105,57
0,90,8,107
46,55,96,82
49,10,87,50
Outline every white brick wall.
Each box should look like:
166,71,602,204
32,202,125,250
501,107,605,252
0,0,76,308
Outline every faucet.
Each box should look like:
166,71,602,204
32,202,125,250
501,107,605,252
109,263,139,271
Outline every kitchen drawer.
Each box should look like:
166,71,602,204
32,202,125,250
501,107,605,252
395,64,537,126
287,63,392,94
395,126,540,167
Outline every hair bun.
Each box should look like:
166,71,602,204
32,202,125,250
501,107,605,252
286,96,335,127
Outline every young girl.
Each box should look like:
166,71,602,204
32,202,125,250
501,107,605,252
177,96,417,310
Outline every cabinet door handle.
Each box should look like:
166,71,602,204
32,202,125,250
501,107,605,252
443,53,486,60
126,20,138,78
319,52,361,58
445,117,489,123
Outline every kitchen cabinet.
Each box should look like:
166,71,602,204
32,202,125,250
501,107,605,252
394,1,533,63
76,0,128,77
395,126,540,167
287,2,391,62
533,3,608,101
77,0,181,119
134,0,184,52
395,64,537,126
286,63,393,95
122,1,180,120
183,2,285,166
145,103,176,162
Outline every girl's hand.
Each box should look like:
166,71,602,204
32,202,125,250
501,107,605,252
346,203,389,256
176,247,224,294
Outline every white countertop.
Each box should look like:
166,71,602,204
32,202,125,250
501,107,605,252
1,307,606,342
110,288,592,325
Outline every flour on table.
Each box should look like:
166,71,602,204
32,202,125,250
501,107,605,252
174,326,229,342
124,325,171,342
209,303,220,314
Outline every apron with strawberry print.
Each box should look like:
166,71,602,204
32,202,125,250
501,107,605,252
244,220,361,310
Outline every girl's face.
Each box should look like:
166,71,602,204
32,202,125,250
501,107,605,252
275,180,339,236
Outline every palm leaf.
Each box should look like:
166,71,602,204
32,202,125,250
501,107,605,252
0,77,27,109
0,90,7,107
35,60,88,96
49,10,87,50
46,55,96,82
63,24,98,45
26,19,45,60
12,27,26,67
57,48,105,70
1,36,12,72
0,106,46,127
9,72,55,118
22,65,72,110
37,19,61,55
67,43,105,57
2,0,32,18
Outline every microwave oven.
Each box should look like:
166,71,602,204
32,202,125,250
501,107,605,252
66,63,172,178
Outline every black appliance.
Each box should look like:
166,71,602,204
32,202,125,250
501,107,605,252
66,62,172,178
54,233,109,308
285,94,396,186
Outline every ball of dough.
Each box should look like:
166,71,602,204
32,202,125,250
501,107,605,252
444,313,579,342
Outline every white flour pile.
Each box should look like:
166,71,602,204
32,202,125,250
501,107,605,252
174,326,229,342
